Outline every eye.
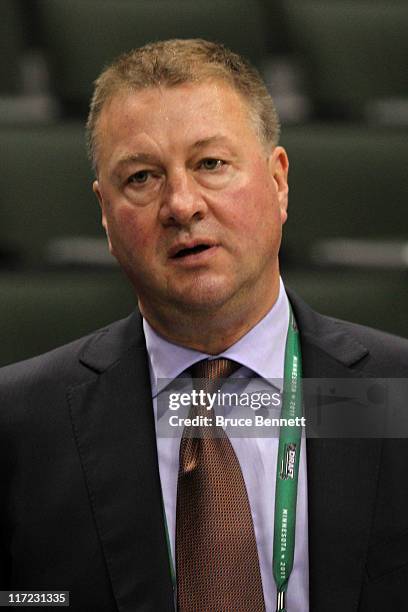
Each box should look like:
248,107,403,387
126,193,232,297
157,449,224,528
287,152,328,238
128,170,151,184
199,158,225,171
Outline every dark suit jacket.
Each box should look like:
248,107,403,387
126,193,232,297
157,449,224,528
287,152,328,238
1,290,408,611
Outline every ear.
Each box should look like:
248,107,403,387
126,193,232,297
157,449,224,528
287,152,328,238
93,180,115,255
269,146,289,225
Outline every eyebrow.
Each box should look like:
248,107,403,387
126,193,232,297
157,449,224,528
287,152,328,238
112,135,232,173
192,135,232,149
114,153,159,169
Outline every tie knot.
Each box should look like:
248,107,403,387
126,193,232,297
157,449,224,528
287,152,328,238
190,358,239,383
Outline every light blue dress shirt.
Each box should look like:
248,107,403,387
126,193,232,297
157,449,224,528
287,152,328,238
143,279,309,611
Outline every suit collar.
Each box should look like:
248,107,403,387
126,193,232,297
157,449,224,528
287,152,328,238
286,287,369,371
78,311,145,373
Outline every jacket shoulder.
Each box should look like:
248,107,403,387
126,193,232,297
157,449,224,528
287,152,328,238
0,312,142,395
287,286,408,376
330,315,408,372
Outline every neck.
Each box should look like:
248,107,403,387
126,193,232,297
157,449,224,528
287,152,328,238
140,276,281,354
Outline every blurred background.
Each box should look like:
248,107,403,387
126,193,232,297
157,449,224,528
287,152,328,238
1,0,407,365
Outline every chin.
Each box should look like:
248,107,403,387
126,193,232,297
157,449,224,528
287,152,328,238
169,278,237,313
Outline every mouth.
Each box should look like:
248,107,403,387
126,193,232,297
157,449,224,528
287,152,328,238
173,244,212,258
169,240,219,263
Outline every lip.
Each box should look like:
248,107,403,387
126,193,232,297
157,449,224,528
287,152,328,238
168,239,218,259
168,239,220,266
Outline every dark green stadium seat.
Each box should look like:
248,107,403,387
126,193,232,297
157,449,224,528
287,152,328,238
280,124,408,263
36,0,268,112
0,123,102,265
282,1,408,118
284,268,408,339
258,0,290,54
0,0,25,94
0,269,135,366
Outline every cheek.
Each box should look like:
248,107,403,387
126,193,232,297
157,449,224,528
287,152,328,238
108,205,156,256
222,175,277,230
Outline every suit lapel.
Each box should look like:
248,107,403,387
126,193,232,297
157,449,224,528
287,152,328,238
67,313,174,612
288,289,382,612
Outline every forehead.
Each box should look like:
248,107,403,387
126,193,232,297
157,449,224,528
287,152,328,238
95,81,259,167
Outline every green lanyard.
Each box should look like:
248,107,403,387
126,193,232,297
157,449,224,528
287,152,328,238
272,306,303,612
162,306,303,609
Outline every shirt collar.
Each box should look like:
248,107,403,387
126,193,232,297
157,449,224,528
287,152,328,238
143,277,289,397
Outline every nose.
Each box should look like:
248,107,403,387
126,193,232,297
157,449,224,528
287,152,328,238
159,169,207,227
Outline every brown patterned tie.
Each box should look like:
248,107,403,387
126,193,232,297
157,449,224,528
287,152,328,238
176,358,265,612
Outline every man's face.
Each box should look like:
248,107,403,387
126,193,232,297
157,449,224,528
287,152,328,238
94,80,288,320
